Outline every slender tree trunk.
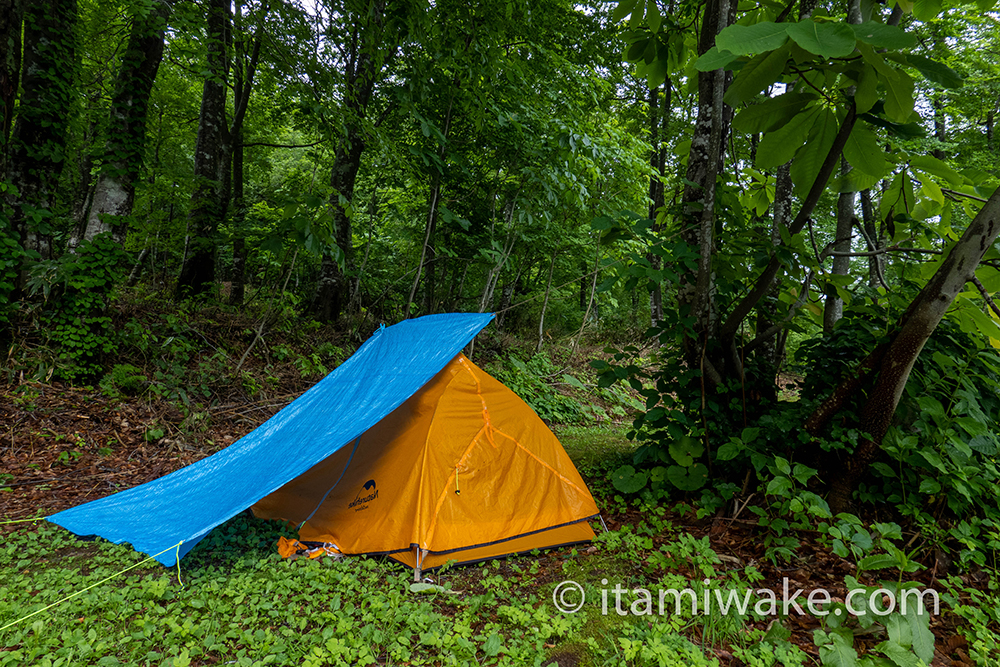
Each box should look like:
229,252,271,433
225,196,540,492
536,251,557,353
176,0,229,298
5,0,78,263
647,80,669,327
823,186,1000,511
0,0,25,171
824,158,855,331
932,95,946,160
73,0,169,249
860,189,883,287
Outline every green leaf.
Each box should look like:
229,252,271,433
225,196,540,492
723,45,791,107
789,108,839,196
646,0,662,32
667,463,708,491
612,0,639,23
851,21,916,49
883,69,915,123
903,593,935,663
919,478,941,494
786,20,857,59
912,0,943,21
903,54,962,88
694,46,738,72
844,123,887,177
483,633,503,657
858,553,899,571
611,464,648,493
717,440,742,461
732,92,816,133
854,63,879,113
909,155,963,185
756,106,820,169
715,22,789,56
876,640,921,667
818,628,858,667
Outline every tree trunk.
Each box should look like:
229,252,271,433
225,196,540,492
676,0,731,383
860,189,883,287
0,0,24,168
176,0,228,298
312,132,365,322
824,186,1000,511
5,0,78,262
536,251,557,353
824,158,855,332
647,80,669,327
73,0,169,249
932,95,946,161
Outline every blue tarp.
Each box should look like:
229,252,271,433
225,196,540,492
48,313,495,565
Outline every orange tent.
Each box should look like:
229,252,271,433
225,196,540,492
252,353,599,575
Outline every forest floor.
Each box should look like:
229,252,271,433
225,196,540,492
0,382,989,667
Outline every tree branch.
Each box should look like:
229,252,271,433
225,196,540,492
720,103,858,340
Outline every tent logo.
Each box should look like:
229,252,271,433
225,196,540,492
349,479,378,511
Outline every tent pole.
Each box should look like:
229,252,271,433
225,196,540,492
413,547,422,582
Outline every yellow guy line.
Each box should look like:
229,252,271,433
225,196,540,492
0,540,184,633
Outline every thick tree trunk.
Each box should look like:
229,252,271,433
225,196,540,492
313,132,365,322
176,0,228,298
676,0,731,384
73,0,169,249
823,186,1000,511
5,0,78,262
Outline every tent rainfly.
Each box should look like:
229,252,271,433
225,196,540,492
49,313,600,575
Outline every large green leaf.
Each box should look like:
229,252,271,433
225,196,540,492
611,464,648,493
715,21,789,56
732,91,815,133
903,54,963,88
694,46,738,71
818,629,859,667
912,0,943,20
882,68,915,123
786,19,857,59
756,106,820,169
789,108,839,196
851,21,916,49
910,155,964,185
723,45,790,107
876,641,921,667
843,124,887,177
854,63,879,113
667,463,708,491
612,0,639,22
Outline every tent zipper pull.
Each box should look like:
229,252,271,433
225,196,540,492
455,468,461,495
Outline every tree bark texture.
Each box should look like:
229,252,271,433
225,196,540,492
5,0,78,261
176,0,229,298
76,0,169,248
676,0,731,383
